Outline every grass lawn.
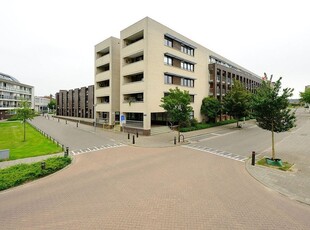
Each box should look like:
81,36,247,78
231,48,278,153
257,157,294,171
0,121,63,160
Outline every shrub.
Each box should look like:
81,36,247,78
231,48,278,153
0,157,71,191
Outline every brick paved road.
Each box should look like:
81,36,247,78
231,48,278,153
1,146,309,229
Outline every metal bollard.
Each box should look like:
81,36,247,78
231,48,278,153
178,135,180,143
128,133,130,139
174,136,176,145
41,161,46,170
76,122,78,127
133,135,135,144
251,151,256,166
64,147,69,157
136,132,139,138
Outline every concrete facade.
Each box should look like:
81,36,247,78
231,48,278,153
34,96,50,113
0,72,34,120
95,37,121,126
95,17,262,135
56,85,94,119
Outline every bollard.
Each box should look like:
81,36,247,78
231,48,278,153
251,151,256,166
133,135,135,145
128,133,130,139
174,136,176,145
64,147,69,157
76,122,78,127
136,132,139,138
41,161,46,170
178,134,180,143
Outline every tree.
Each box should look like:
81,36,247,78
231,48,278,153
300,88,310,106
222,79,251,127
160,87,193,134
48,98,56,113
252,75,296,160
15,100,35,141
200,97,221,123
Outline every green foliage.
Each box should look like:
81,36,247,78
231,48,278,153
300,88,310,104
252,75,296,159
160,87,193,128
252,77,296,133
180,119,237,132
15,100,35,141
201,97,221,123
48,98,56,111
222,80,251,127
0,157,71,191
257,158,293,171
0,122,63,160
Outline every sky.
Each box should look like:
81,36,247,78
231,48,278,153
1,0,309,98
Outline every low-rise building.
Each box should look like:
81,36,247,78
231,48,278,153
56,85,94,119
0,72,34,120
34,96,51,113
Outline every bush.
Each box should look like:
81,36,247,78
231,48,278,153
180,119,237,132
0,157,71,191
7,115,20,121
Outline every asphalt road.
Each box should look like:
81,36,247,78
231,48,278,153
1,146,310,229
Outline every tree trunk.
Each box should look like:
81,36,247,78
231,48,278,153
23,119,26,142
271,122,275,160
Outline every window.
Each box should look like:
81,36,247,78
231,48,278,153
181,62,194,72
189,111,194,119
164,36,173,47
164,56,173,65
181,78,194,87
164,75,173,84
181,45,194,56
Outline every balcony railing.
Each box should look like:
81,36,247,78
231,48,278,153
0,86,32,94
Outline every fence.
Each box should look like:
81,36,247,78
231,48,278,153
27,121,65,151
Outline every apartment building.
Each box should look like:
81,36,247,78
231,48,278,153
95,17,262,135
56,85,94,119
34,96,50,113
0,72,34,120
95,37,120,125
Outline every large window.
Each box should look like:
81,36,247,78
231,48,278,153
181,45,194,56
164,36,173,47
164,74,194,88
164,56,173,65
181,62,194,72
181,78,194,87
164,75,173,84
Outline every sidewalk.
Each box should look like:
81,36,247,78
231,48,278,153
0,152,65,169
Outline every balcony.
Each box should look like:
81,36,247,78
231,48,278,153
95,54,110,67
0,86,32,95
123,30,144,47
123,93,144,104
